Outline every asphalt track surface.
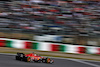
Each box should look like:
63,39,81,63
0,54,100,67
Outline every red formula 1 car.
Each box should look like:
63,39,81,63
15,52,54,64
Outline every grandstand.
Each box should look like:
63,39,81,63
0,0,100,46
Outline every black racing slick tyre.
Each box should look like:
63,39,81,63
15,53,25,61
42,59,46,63
49,60,54,64
22,57,28,62
16,56,19,60
42,58,49,63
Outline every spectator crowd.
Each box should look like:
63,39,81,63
0,0,100,37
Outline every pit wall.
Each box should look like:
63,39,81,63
0,38,100,55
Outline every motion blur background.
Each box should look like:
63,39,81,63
0,0,100,46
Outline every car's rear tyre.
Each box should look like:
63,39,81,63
16,56,19,60
22,57,27,62
16,53,25,61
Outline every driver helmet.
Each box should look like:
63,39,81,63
32,52,34,54
34,54,37,56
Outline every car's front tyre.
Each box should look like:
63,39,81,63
49,60,54,64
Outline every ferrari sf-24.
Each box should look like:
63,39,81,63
15,52,54,64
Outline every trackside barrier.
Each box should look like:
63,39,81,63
0,38,100,55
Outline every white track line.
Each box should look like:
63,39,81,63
81,59,100,63
0,53,100,67
49,56,100,62
68,59,100,67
